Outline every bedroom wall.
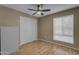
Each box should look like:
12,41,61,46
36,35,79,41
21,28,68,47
38,7,79,49
38,15,53,42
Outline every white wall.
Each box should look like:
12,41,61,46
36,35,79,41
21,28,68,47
20,16,37,45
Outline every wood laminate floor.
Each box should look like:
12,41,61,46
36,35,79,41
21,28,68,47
12,40,79,55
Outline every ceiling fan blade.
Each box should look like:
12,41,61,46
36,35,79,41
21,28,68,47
41,9,51,12
32,11,37,15
28,9,36,11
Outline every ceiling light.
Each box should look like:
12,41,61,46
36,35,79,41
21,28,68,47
37,11,41,15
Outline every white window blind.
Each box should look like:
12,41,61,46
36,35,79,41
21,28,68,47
53,15,74,44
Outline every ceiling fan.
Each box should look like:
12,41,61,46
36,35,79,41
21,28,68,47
27,4,51,15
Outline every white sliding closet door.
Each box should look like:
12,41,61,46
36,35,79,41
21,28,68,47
20,16,37,45
1,27,19,55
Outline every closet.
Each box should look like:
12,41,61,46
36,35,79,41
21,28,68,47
20,16,37,45
1,27,19,55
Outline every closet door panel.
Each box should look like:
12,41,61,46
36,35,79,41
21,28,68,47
20,16,37,45
1,27,19,54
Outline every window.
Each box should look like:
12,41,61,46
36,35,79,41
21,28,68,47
53,15,74,44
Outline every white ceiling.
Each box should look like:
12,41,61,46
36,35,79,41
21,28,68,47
1,4,79,18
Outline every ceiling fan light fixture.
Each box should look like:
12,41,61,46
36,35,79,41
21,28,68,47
37,11,41,15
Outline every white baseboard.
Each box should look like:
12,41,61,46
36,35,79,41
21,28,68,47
39,39,79,51
0,48,19,55
0,52,9,55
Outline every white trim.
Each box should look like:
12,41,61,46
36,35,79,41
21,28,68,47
0,52,9,55
40,39,79,51
0,48,19,55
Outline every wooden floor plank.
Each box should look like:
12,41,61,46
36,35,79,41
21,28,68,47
11,40,79,55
